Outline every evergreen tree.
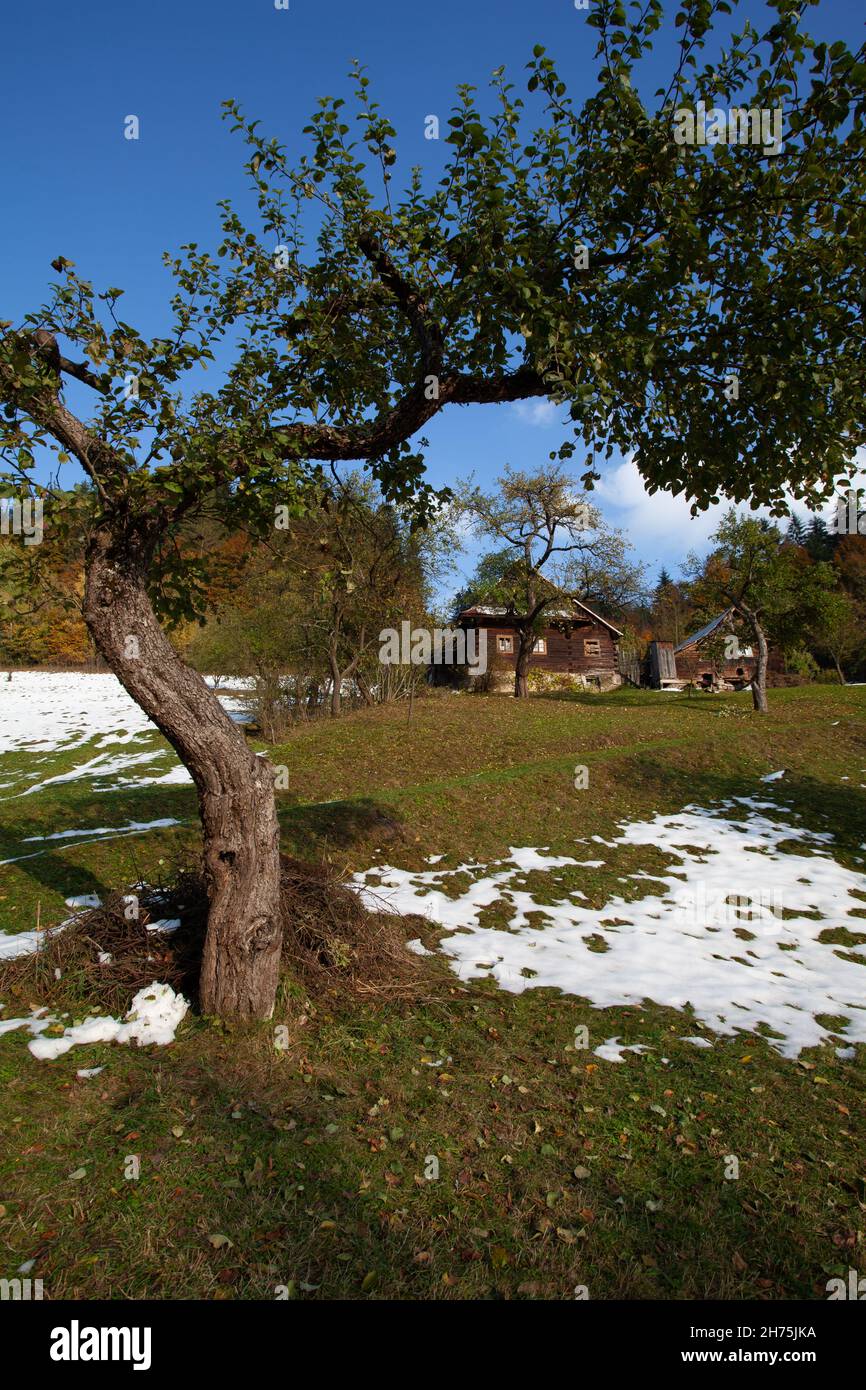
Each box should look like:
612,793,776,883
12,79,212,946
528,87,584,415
805,515,833,562
786,514,806,545
655,566,673,597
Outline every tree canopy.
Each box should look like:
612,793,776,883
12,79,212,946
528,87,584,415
3,0,866,554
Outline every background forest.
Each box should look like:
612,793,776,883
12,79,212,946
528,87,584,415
4,480,866,708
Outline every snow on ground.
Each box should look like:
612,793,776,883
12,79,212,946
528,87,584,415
3,672,865,1065
0,671,157,753
24,818,179,846
0,982,188,1059
0,670,251,765
594,1037,654,1063
352,798,866,1058
1,819,183,868
0,671,252,839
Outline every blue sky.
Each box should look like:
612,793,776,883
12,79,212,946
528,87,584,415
2,0,862,598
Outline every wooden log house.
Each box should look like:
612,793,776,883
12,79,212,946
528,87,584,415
450,599,623,690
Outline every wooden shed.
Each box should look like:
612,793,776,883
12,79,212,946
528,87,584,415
673,609,783,690
647,640,679,689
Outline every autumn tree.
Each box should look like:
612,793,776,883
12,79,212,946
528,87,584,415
189,477,441,722
809,587,864,683
459,462,641,696
689,510,843,710
2,0,865,1017
0,484,93,667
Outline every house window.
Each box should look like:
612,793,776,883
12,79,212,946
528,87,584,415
583,638,601,658
497,635,513,653
534,637,547,655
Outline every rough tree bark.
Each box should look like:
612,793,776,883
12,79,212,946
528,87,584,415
83,524,284,1019
326,635,343,717
514,627,534,699
737,601,769,714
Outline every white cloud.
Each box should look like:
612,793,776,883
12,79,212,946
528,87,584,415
593,459,728,565
593,452,866,579
512,399,559,428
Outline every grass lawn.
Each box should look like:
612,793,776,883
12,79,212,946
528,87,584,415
1,682,865,1299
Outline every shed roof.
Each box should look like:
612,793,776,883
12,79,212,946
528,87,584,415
675,607,735,653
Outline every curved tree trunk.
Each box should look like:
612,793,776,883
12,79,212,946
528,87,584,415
328,648,343,717
514,628,533,699
83,525,284,1020
737,602,769,714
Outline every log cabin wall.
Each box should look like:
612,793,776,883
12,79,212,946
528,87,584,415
461,614,618,675
675,643,785,685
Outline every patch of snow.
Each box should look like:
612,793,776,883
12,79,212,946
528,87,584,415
352,798,866,1058
0,928,54,961
24,818,179,844
0,672,245,787
594,1036,653,1063
406,938,433,956
27,982,188,1060
761,770,786,782
0,1009,54,1038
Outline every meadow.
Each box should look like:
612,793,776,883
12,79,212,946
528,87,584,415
1,674,864,1300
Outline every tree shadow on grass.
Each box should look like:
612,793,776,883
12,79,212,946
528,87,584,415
0,785,199,925
2,791,406,937
609,758,866,861
18,1011,836,1300
277,795,405,860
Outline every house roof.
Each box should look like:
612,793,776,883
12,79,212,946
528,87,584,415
675,607,735,653
572,599,623,637
455,598,623,638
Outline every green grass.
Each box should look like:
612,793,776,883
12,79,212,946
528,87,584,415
1,682,865,1299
